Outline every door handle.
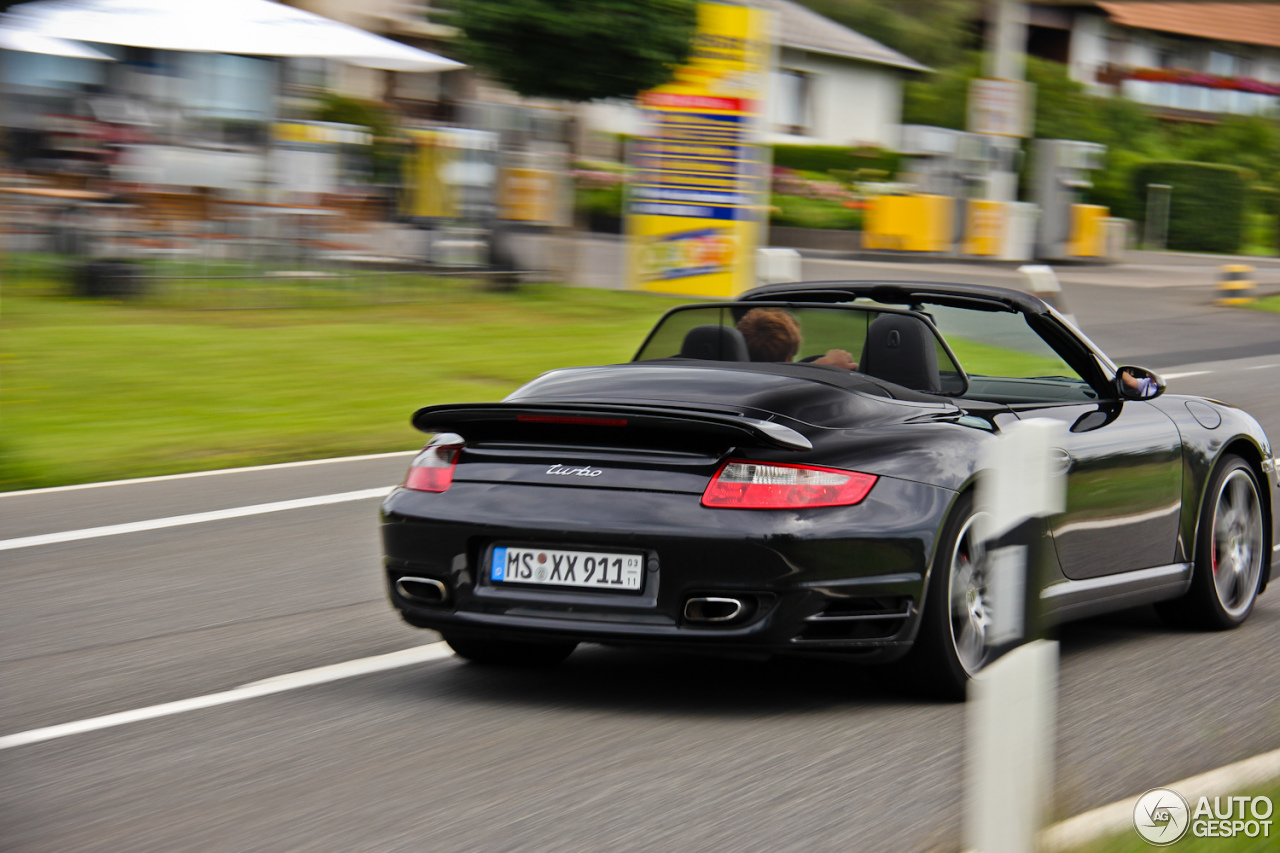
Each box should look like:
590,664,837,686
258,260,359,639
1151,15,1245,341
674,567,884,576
1049,447,1074,475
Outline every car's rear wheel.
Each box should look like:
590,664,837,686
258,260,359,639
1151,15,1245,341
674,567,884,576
901,492,987,701
1157,455,1265,630
443,633,578,667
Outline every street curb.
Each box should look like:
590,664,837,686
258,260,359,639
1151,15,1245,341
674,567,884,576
1040,745,1280,851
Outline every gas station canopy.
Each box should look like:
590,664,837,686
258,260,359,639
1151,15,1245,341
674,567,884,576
0,21,115,59
6,0,464,71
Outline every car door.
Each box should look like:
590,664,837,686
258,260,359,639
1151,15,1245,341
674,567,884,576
923,300,1184,580
1008,400,1183,579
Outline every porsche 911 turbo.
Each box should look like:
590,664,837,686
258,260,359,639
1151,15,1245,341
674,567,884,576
379,280,1278,697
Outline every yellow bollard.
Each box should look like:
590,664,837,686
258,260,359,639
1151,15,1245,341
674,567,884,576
1215,264,1256,306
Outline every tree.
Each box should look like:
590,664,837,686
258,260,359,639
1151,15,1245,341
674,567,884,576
453,0,698,102
799,0,979,69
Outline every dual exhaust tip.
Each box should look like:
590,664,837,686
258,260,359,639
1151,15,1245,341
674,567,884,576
395,576,448,605
684,596,746,623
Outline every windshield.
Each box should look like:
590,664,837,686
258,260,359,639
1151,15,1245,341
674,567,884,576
633,303,967,395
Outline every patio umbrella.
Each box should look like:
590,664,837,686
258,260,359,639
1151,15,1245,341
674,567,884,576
7,0,463,72
0,23,114,60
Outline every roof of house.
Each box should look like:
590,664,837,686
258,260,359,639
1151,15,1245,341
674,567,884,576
759,0,930,72
1096,2,1280,49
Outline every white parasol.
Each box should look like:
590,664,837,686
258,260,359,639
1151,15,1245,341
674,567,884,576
7,0,463,71
0,22,114,59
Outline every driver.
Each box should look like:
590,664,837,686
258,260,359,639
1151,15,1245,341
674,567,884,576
736,308,857,369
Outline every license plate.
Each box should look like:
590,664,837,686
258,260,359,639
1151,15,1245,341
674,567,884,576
490,546,644,591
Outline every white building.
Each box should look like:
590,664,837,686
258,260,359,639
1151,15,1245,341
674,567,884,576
760,0,928,147
1028,1,1280,117
584,0,928,150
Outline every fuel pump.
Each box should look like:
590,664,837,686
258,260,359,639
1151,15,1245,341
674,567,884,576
1032,139,1107,260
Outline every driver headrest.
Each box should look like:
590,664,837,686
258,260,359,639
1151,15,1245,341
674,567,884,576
680,325,749,361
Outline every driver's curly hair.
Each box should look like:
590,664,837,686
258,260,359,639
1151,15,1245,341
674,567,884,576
737,308,802,362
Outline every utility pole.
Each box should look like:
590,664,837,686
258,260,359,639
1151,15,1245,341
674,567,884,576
980,0,1028,203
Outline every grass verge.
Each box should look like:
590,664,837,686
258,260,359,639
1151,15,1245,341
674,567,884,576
1058,780,1280,852
1,276,686,491
1246,294,1280,313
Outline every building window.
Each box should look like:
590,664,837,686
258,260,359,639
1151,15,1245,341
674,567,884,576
283,57,329,91
773,69,812,135
1106,35,1128,66
1209,50,1235,76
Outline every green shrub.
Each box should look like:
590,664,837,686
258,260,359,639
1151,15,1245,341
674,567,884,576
769,194,862,230
1130,161,1248,253
773,145,900,177
575,184,624,218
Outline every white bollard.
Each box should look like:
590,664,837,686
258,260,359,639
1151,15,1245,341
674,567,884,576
1018,264,1078,330
965,418,1067,853
756,247,802,285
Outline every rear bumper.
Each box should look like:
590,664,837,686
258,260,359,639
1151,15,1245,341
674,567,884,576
380,476,956,660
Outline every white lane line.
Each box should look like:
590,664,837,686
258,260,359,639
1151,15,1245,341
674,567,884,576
1245,362,1280,370
1041,745,1280,851
0,450,417,499
1162,370,1211,380
0,642,455,751
0,487,393,552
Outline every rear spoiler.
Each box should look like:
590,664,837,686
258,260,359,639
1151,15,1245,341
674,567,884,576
412,403,812,451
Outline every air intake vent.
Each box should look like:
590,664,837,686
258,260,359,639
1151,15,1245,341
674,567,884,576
796,596,912,642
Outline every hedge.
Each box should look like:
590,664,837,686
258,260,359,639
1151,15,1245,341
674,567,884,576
773,144,900,178
1130,160,1248,254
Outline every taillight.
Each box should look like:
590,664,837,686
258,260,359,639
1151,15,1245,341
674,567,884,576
701,460,877,509
404,443,462,492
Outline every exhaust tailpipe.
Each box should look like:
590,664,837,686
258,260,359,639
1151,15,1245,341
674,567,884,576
684,596,745,623
395,576,448,604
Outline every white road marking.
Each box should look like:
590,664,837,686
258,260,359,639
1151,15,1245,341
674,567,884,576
0,642,455,751
1162,370,1211,380
0,487,393,552
0,450,417,499
1245,362,1280,371
1041,745,1280,851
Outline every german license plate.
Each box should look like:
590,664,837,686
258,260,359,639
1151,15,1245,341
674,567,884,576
490,546,643,591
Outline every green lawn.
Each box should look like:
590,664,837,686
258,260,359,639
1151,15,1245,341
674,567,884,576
0,276,686,490
1247,294,1280,313
945,336,1075,379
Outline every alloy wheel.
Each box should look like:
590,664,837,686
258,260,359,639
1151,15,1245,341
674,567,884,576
948,513,990,675
1211,468,1263,618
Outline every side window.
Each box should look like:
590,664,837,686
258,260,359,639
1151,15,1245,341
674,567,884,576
634,306,731,360
790,307,870,362
924,305,1095,402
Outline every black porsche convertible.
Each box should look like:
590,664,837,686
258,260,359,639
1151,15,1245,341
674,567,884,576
379,280,1278,697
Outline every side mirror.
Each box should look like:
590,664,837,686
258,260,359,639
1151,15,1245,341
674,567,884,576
1116,365,1165,400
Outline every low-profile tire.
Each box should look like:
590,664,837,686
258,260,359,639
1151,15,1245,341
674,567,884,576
1156,454,1265,631
900,491,987,701
443,633,578,667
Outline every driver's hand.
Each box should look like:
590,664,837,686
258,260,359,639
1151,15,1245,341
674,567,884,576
813,349,857,370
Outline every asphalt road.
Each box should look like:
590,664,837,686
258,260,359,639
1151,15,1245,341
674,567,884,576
4,270,1280,852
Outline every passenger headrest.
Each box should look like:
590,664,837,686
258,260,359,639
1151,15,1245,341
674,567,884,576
858,314,941,393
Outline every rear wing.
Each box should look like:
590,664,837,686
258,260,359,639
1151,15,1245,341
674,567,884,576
412,403,812,451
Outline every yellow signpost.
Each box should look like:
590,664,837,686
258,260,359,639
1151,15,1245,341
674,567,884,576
626,1,772,297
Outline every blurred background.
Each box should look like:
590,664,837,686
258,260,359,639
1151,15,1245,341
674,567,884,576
7,0,1280,490
5,0,1280,300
